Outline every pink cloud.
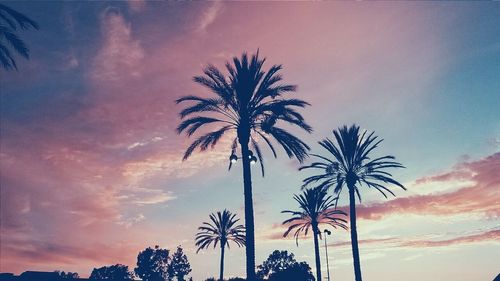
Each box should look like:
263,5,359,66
91,9,144,82
399,229,500,248
340,153,500,220
325,229,500,249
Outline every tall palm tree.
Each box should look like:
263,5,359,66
300,124,405,281
177,51,311,280
0,4,39,71
195,210,246,281
282,187,347,281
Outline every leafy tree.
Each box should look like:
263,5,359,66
0,4,39,71
256,250,296,280
135,245,170,281
55,271,79,279
90,264,134,280
301,124,405,281
268,262,314,281
168,246,192,281
195,210,245,281
177,51,311,280
282,187,347,281
257,250,314,281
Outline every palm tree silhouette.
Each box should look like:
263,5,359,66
195,210,246,281
282,187,347,281
300,124,405,281
177,51,311,280
0,4,39,71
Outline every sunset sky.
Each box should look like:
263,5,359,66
1,1,499,281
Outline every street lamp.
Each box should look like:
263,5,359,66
324,229,332,281
228,150,257,165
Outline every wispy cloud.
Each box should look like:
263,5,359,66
197,2,222,33
91,9,144,81
127,0,147,14
399,229,500,248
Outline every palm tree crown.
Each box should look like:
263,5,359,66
0,4,39,71
176,51,312,176
282,187,347,244
195,209,246,252
195,210,245,281
282,187,347,281
301,125,406,201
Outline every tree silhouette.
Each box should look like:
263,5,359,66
90,264,134,280
256,250,314,281
0,4,39,71
177,51,311,280
282,187,347,281
301,124,405,281
268,262,314,281
195,210,245,281
256,250,296,280
135,245,170,281
168,246,192,281
54,271,79,279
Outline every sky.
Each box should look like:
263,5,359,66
1,1,499,280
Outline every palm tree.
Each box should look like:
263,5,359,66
195,210,246,281
177,51,311,280
0,4,39,71
300,125,405,281
282,187,347,281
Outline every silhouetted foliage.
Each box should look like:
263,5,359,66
256,250,314,281
135,245,170,281
177,51,312,280
282,187,347,281
195,210,245,281
0,4,39,71
301,124,405,281
168,246,192,281
54,271,79,279
256,250,295,280
268,262,314,281
90,264,134,280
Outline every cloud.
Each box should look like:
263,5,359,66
340,153,500,220
91,9,144,81
117,213,146,228
128,0,147,13
328,238,397,248
197,2,222,32
126,189,177,205
325,229,499,249
399,229,500,248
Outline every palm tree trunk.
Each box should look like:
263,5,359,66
349,186,362,281
312,227,322,281
220,244,225,281
240,140,256,281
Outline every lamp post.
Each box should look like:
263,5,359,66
324,229,332,281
